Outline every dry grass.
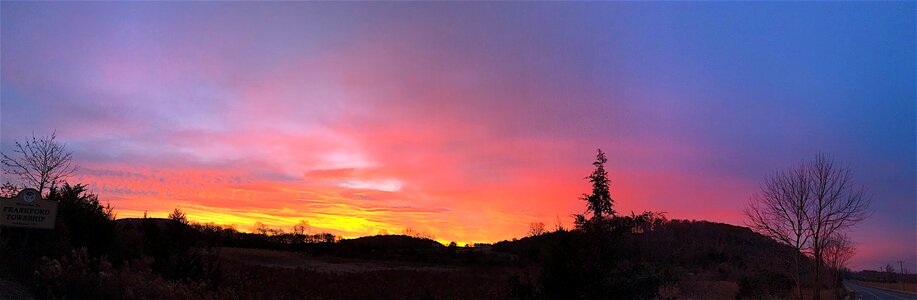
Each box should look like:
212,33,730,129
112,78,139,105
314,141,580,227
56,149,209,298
209,247,524,299
214,262,519,299
798,288,846,300
0,277,33,299
217,247,456,273
854,280,917,294
673,280,739,299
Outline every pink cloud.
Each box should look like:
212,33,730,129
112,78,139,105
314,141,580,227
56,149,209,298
2,3,910,267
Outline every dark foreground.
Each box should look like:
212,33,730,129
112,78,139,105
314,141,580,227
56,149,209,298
845,280,917,300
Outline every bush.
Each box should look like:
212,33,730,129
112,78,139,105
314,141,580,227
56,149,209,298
47,183,116,258
537,230,665,299
0,183,116,283
737,270,793,299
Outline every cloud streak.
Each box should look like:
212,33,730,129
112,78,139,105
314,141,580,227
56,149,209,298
1,2,914,269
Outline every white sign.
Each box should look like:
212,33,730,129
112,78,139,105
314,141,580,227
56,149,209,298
0,188,57,229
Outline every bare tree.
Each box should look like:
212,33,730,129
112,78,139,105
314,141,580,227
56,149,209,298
884,264,897,282
1,131,77,194
553,214,566,232
745,165,812,299
293,220,310,235
806,154,869,299
528,222,546,237
824,233,855,289
253,222,269,235
267,228,285,236
746,154,870,299
0,181,19,198
403,227,435,240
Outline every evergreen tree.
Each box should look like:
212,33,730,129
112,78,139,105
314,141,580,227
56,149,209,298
582,149,615,220
169,207,188,224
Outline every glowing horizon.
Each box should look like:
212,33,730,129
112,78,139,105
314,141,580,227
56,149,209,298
2,2,914,271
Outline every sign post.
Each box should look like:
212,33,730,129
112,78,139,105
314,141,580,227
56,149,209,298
0,188,58,229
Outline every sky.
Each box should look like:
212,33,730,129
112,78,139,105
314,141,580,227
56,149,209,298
1,2,914,271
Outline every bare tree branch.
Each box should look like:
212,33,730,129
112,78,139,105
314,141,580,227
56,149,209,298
1,131,78,194
824,233,856,289
805,154,870,299
745,165,812,300
745,154,870,299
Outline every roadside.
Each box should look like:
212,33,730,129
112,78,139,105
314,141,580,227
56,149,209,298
853,280,917,295
845,280,917,300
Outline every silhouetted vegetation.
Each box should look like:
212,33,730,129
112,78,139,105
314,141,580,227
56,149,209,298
1,131,77,194
0,182,833,299
1,183,118,298
168,208,188,224
494,219,801,299
745,154,870,298
0,149,870,299
577,149,616,222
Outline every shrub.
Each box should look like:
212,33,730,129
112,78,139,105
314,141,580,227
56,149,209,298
737,270,793,299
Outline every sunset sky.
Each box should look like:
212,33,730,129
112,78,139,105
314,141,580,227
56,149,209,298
1,2,914,270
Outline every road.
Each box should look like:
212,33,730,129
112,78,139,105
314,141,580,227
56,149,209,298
845,280,917,300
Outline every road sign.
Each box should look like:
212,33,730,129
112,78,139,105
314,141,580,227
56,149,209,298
0,188,57,229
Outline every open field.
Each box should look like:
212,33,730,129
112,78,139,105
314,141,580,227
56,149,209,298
217,247,457,273
854,280,917,294
212,247,528,299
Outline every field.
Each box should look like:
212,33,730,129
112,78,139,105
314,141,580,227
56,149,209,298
854,280,917,294
217,247,457,273
211,247,528,299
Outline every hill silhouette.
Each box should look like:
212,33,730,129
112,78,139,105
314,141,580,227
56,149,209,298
0,176,819,298
0,151,845,298
491,219,798,299
106,217,802,298
3,206,816,298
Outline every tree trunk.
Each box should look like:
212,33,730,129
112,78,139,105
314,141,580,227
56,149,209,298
813,254,822,300
793,254,802,300
792,253,803,300
834,270,840,290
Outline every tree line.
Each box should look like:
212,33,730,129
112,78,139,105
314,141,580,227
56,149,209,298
0,132,872,299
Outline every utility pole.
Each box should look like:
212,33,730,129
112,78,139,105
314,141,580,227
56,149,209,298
898,260,905,291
